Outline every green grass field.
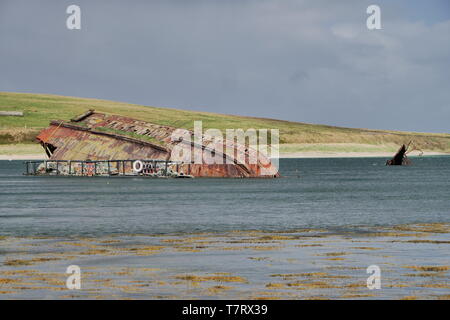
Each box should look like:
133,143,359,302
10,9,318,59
1,91,450,154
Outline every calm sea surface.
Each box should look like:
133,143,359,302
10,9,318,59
0,157,449,237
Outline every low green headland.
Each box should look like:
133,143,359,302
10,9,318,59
1,91,449,157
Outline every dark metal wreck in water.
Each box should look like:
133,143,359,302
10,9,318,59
33,110,279,178
386,144,411,166
385,142,423,166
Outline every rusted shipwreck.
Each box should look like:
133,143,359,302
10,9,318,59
385,142,423,166
33,110,279,178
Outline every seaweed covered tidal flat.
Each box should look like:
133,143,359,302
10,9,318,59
1,223,449,300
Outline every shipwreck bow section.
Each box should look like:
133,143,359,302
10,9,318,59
36,110,280,178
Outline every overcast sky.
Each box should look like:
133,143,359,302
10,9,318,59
1,0,449,132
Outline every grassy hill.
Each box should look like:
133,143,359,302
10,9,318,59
1,91,450,156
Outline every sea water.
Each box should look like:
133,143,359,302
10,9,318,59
0,157,449,237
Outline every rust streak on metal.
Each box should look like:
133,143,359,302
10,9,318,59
49,120,169,152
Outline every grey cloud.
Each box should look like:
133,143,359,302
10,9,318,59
0,0,449,132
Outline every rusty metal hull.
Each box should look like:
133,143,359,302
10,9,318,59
37,126,169,161
36,112,280,178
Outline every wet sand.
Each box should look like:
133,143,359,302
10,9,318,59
1,223,449,300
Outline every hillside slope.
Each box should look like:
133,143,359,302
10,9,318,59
1,91,450,156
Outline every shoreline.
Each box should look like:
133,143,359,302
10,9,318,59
278,150,450,158
1,151,449,161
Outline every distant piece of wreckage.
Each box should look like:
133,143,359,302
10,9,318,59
385,141,422,166
30,110,280,178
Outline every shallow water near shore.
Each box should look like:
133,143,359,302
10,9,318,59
1,157,450,237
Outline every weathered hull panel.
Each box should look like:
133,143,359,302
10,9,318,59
37,126,169,161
